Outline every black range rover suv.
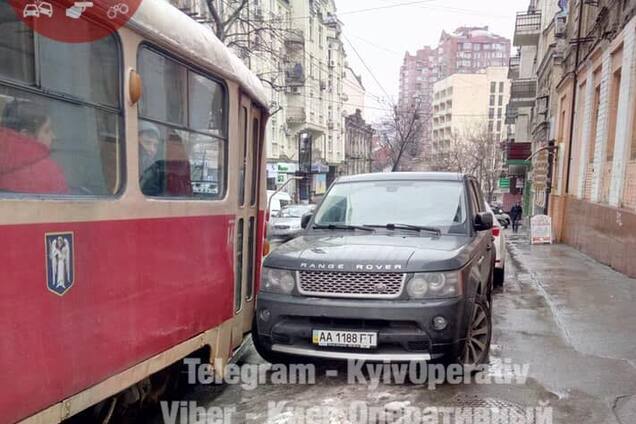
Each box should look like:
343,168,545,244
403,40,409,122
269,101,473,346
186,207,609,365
254,172,494,366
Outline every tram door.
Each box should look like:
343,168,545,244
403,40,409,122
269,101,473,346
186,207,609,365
232,94,263,348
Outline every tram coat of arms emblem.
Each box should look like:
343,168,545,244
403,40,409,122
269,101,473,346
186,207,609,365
46,232,75,295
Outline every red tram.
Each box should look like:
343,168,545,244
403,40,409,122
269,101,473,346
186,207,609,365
0,1,269,422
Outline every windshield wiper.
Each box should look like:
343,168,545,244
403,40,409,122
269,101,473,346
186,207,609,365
365,223,442,235
312,224,375,232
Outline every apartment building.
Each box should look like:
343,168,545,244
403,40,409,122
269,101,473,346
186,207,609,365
431,67,510,162
437,26,511,79
171,0,365,199
549,0,636,277
344,109,374,176
398,28,510,169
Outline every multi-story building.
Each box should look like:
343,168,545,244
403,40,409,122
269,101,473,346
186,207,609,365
437,26,511,79
398,28,510,170
342,65,365,116
431,67,510,161
548,0,636,277
171,0,363,200
505,0,567,215
283,0,349,198
344,109,374,176
504,2,543,212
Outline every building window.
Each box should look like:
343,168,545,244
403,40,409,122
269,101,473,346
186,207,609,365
489,108,495,119
490,82,496,93
606,68,622,162
589,84,601,164
489,95,495,106
499,81,504,92
0,12,123,196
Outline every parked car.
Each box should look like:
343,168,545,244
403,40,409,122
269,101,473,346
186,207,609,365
486,204,506,287
268,204,316,241
254,172,494,366
490,204,511,229
267,190,292,216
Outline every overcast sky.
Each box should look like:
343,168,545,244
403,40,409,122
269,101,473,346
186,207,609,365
337,0,529,121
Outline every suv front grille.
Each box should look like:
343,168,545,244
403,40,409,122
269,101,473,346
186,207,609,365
298,271,405,299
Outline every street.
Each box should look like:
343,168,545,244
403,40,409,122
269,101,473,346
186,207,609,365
149,231,636,424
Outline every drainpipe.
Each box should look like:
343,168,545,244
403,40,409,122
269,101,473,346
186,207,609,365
564,0,585,195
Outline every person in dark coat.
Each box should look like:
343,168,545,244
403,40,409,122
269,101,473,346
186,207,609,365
510,202,523,233
0,100,68,194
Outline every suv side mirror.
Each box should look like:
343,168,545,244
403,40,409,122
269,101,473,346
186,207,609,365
301,213,313,229
474,212,493,231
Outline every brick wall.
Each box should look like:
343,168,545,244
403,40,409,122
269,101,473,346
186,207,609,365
584,164,594,200
623,161,636,209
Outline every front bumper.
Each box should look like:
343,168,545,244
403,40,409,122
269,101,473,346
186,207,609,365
255,292,469,361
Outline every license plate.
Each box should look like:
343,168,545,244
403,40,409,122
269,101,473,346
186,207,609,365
312,330,377,349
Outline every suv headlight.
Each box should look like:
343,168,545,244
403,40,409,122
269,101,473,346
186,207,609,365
406,272,462,299
261,267,296,294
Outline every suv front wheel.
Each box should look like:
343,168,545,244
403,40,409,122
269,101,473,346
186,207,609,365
461,300,492,367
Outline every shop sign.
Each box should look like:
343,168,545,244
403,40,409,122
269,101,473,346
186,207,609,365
531,215,553,245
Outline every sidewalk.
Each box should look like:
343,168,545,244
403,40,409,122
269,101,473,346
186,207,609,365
499,229,636,423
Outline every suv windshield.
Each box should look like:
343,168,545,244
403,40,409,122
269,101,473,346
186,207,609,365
313,180,468,234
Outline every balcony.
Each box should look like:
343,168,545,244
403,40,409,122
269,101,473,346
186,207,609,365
509,78,537,108
508,55,520,80
513,11,541,46
286,107,306,125
285,63,305,86
505,104,518,125
284,30,305,47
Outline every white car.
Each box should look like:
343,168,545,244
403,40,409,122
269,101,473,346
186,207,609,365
268,204,316,241
266,190,292,216
486,204,506,286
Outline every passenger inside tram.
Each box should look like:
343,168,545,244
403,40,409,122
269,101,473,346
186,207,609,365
0,99,68,194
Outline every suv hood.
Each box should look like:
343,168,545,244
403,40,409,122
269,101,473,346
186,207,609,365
265,232,475,272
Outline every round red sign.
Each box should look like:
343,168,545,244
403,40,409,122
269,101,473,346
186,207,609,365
9,0,143,43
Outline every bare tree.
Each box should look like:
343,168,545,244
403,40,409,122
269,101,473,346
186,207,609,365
376,102,427,172
201,0,297,92
437,124,504,202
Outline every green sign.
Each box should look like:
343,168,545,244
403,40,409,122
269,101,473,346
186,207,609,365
499,178,510,189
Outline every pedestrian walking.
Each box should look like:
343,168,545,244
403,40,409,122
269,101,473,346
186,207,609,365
510,202,523,233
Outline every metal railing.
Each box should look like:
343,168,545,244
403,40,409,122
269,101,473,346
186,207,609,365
286,106,306,125
510,78,537,106
508,55,520,79
513,11,541,46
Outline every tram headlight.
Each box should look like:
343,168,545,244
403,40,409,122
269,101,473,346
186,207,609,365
407,272,462,299
261,267,296,294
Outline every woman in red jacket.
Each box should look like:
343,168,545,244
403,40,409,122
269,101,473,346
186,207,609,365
0,100,68,194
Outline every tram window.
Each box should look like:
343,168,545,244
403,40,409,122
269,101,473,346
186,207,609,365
246,217,255,300
0,6,34,84
39,37,120,108
138,48,227,199
138,120,224,198
189,73,226,137
250,117,260,206
235,218,244,313
239,107,248,206
0,9,123,196
139,49,187,126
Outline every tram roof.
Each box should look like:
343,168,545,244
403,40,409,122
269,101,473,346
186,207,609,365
128,0,269,110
